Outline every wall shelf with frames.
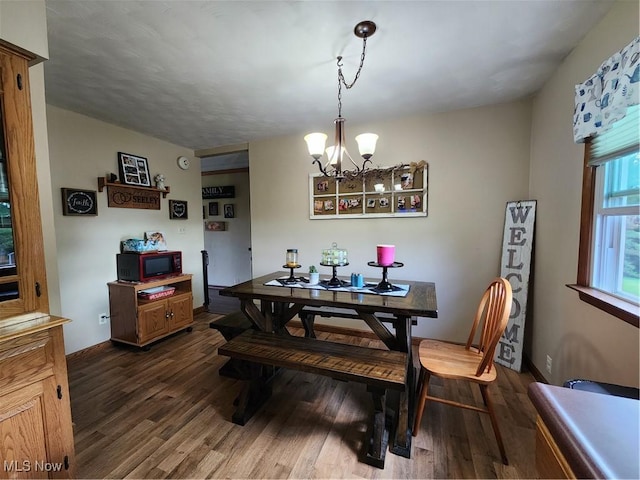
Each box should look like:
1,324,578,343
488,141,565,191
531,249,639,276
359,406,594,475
97,176,170,210
309,162,428,219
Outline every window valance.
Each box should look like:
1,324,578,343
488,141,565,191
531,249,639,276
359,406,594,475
573,36,639,143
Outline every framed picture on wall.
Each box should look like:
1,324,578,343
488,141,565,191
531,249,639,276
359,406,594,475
61,188,98,216
224,204,235,218
169,200,188,219
118,152,151,187
209,202,219,216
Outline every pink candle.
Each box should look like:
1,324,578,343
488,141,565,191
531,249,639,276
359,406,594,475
377,245,395,266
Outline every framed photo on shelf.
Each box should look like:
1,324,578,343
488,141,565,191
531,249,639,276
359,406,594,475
118,152,151,187
209,202,219,216
169,200,188,219
224,204,235,218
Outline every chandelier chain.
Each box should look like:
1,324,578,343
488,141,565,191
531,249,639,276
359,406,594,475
336,35,369,118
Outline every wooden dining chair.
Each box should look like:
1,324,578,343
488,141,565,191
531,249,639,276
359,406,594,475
412,277,513,465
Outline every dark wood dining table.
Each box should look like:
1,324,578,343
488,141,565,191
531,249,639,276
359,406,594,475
220,270,438,459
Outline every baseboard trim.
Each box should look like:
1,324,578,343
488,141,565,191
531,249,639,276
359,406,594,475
194,306,206,315
66,340,112,362
523,354,548,383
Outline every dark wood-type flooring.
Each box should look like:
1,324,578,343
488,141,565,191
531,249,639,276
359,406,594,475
206,286,241,314
67,312,540,479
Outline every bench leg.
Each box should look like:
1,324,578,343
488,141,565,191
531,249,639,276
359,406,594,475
365,387,388,469
231,363,274,426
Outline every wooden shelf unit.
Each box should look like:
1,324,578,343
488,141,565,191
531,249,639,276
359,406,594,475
108,274,194,348
97,176,171,197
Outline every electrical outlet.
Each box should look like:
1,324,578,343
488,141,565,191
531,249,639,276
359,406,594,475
98,313,109,325
178,227,186,234
546,355,552,374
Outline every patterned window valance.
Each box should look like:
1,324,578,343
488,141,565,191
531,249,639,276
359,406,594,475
573,36,639,143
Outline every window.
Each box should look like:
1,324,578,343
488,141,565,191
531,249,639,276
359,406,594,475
572,105,639,327
592,151,639,302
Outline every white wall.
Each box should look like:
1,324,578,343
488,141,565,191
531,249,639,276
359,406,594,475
46,106,204,354
0,0,49,61
202,171,252,286
529,1,639,387
249,100,532,342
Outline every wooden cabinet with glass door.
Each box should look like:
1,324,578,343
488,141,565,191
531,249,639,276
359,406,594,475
0,44,75,477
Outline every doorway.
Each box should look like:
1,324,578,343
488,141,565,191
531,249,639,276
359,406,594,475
200,151,251,313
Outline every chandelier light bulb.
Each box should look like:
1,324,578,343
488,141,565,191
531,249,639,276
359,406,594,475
304,133,328,159
355,133,378,160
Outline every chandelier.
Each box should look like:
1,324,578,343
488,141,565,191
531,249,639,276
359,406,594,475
304,21,378,181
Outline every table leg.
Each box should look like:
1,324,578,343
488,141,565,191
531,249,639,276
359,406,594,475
299,312,317,338
390,316,413,458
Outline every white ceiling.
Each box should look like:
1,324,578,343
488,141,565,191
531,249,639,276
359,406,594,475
44,0,614,158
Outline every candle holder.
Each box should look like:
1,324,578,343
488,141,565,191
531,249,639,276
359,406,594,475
281,264,304,284
319,262,350,288
367,261,404,292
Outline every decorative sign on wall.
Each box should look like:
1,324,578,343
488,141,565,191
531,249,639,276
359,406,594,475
202,185,235,199
495,200,537,372
169,200,188,219
61,188,98,216
104,184,161,210
309,163,428,219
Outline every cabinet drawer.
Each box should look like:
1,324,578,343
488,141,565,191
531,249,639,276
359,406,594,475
0,330,51,391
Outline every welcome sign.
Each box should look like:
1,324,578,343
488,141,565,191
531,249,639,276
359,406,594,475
495,200,536,372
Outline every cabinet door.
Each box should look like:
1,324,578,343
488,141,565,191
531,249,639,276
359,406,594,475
0,47,48,319
167,293,193,331
0,380,68,479
137,301,168,343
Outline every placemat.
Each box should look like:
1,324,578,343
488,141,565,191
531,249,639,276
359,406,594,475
264,277,410,297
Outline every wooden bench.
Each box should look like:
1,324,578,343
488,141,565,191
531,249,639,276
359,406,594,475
218,329,407,468
209,310,254,378
209,310,253,340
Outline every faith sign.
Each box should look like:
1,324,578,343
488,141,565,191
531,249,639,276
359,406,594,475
495,200,536,372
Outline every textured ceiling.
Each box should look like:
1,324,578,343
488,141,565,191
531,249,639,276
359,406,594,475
44,0,614,153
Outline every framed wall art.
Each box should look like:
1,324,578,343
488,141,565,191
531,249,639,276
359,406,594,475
61,188,98,216
208,202,219,216
118,152,151,187
309,162,428,219
205,221,227,231
224,204,235,218
169,200,188,220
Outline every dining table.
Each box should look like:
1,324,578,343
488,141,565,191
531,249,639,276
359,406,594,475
219,270,438,460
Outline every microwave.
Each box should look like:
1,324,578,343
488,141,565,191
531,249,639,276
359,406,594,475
116,251,182,282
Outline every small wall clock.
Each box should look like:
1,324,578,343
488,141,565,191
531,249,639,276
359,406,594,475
177,156,190,170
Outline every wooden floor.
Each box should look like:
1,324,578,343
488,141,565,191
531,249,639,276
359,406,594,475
67,312,540,479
